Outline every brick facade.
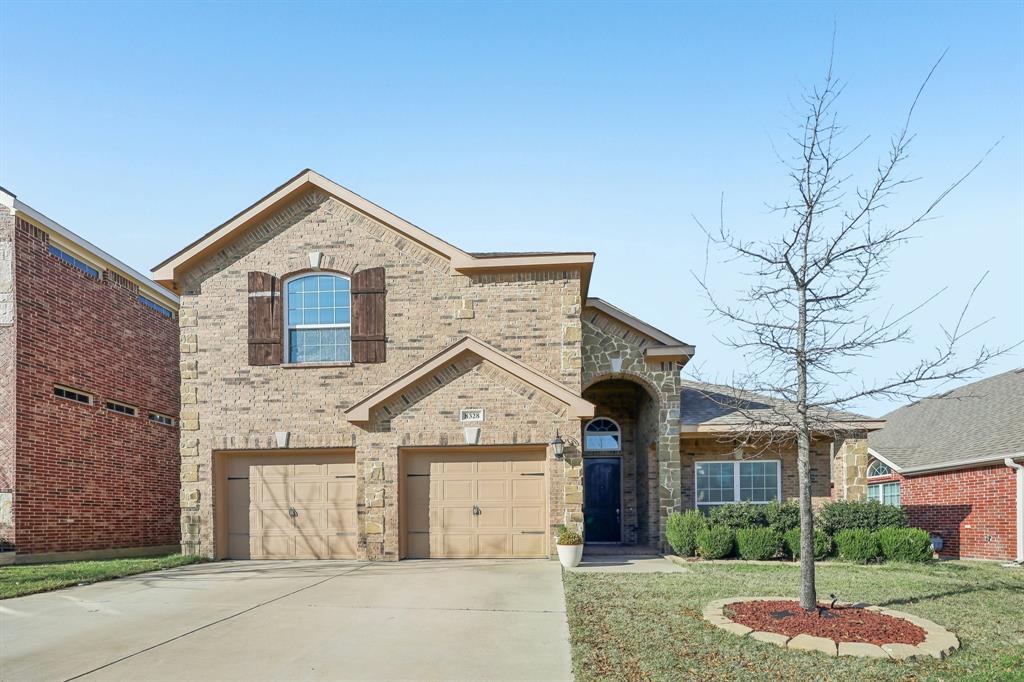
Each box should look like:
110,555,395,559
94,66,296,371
841,457,1018,561
1,215,180,557
176,191,585,559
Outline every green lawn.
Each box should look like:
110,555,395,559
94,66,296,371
564,561,1024,681
0,553,201,599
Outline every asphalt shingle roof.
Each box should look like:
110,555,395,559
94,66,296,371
869,368,1024,471
679,379,873,428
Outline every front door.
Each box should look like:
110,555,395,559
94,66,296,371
584,458,621,542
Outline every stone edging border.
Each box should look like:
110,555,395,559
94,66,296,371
702,597,960,660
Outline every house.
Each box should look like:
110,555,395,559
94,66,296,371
835,369,1024,562
0,188,181,564
153,169,880,561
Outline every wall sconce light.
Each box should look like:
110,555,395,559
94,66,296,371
550,433,565,459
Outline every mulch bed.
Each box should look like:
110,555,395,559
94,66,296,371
725,600,926,646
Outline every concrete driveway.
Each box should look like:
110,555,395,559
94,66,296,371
0,559,572,681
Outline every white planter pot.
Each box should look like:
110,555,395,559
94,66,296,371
556,543,583,568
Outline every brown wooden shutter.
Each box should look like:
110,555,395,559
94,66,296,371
247,271,282,365
351,267,386,363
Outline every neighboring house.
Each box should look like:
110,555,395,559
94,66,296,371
834,369,1024,562
0,187,181,563
153,169,880,561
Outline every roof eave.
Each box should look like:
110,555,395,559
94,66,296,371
890,451,1024,476
680,420,886,434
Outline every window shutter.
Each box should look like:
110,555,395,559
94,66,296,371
247,271,282,365
351,267,386,363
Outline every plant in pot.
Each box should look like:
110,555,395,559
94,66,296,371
556,524,584,568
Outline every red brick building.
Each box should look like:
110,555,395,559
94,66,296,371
837,369,1023,562
0,187,181,563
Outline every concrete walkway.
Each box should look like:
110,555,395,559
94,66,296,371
0,559,572,681
568,555,688,573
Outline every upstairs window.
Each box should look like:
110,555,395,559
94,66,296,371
285,274,351,363
138,295,175,319
48,245,99,278
584,418,621,451
867,459,893,478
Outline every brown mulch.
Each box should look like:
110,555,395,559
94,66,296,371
725,600,927,646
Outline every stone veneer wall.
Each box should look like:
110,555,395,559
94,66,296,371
177,191,584,559
581,307,682,550
679,437,835,509
0,204,15,546
832,434,870,500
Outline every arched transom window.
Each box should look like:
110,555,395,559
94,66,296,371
867,459,893,478
584,418,621,451
285,274,351,363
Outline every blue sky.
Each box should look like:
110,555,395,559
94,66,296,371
2,1,1021,417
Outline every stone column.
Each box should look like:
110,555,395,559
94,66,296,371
834,433,870,501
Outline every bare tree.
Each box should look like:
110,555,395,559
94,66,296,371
692,49,1010,611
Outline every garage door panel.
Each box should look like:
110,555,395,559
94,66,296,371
328,479,356,502
258,480,291,504
293,508,327,531
329,533,358,558
513,534,545,556
477,479,508,501
512,478,544,499
258,509,293,533
293,463,325,477
478,534,510,555
512,505,544,528
293,481,325,502
327,508,358,532
403,451,547,559
293,534,326,559
442,479,474,500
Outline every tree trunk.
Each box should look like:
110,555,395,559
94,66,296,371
796,282,816,610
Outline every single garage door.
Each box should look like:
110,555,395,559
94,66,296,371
225,452,357,560
403,450,548,559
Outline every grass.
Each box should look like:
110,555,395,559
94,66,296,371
0,553,201,599
564,560,1024,681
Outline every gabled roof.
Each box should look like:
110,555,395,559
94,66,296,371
869,368,1024,473
584,297,695,363
344,335,595,423
152,169,595,291
679,379,884,433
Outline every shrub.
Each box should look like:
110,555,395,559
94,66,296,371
666,510,707,557
835,529,881,563
783,527,833,559
697,525,735,559
876,527,933,562
820,500,908,534
764,501,801,533
736,527,784,560
556,525,582,546
709,502,769,529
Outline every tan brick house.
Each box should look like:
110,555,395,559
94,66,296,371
154,169,880,561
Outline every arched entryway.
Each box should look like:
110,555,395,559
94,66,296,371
582,378,660,549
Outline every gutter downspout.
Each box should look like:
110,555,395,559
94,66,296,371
1005,458,1024,564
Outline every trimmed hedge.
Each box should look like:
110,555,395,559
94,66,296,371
764,501,801,533
708,502,768,529
820,500,908,534
736,527,783,560
783,527,833,559
666,510,707,557
697,525,735,559
836,529,881,563
876,527,933,562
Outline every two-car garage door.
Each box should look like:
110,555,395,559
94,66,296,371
222,449,547,560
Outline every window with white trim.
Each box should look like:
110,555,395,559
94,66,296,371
148,412,177,427
695,460,781,513
54,385,92,405
105,400,138,416
285,274,351,363
867,459,892,478
868,482,901,506
584,418,621,451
